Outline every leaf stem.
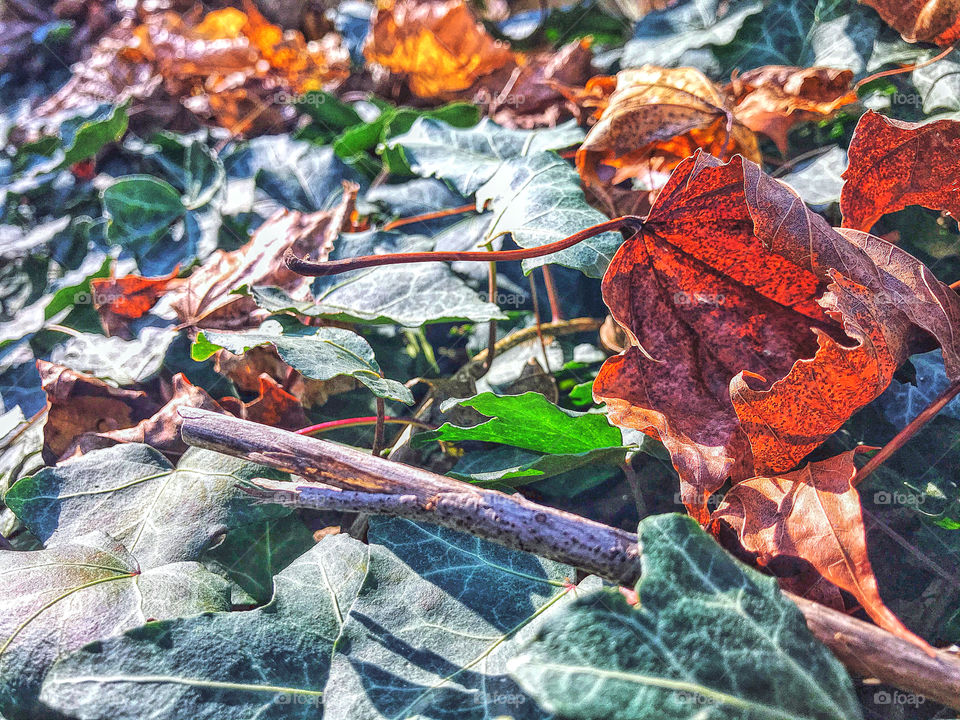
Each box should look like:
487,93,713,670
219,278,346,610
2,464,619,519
372,397,386,457
854,44,955,91
853,378,960,485
381,203,476,231
296,417,436,435
541,265,564,323
284,216,644,276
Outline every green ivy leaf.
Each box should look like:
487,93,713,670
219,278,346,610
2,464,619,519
37,518,580,719
449,445,629,487
60,102,129,166
192,324,415,405
388,117,584,195
101,175,185,245
5,444,289,569
0,531,230,719
509,513,863,720
416,391,625,454
476,152,623,277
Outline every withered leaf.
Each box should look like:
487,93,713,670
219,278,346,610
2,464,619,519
92,268,180,338
593,151,960,520
841,110,960,232
576,66,761,191
168,184,357,329
64,374,227,459
365,0,515,100
37,360,160,462
728,66,858,154
712,450,932,650
860,0,960,45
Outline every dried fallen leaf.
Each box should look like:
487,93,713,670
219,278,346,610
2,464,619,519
593,151,960,520
860,0,960,45
63,374,227,459
92,268,180,338
485,39,595,129
841,110,960,232
712,450,932,650
217,374,308,430
37,360,160,461
575,66,760,192
728,66,858,153
364,0,515,99
36,2,349,134
169,184,357,329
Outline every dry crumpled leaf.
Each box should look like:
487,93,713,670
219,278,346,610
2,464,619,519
841,110,960,232
217,374,309,430
727,66,858,153
860,0,960,45
593,151,960,520
485,39,595,129
62,373,227,459
37,360,160,461
364,0,515,99
36,1,349,134
711,450,932,650
212,343,357,408
92,268,181,338
168,183,357,329
575,66,761,192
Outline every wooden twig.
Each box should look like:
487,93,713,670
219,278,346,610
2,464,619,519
178,408,960,709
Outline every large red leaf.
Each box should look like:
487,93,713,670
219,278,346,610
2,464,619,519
841,110,960,232
594,151,960,519
711,450,932,651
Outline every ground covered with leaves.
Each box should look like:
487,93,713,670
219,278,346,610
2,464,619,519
3,0,960,718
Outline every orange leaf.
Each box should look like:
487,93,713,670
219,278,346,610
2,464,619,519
860,0,960,45
364,0,516,99
841,110,960,232
712,450,933,651
576,66,760,190
91,267,179,337
728,66,857,153
593,151,960,520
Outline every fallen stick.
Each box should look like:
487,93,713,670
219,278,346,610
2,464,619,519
179,407,960,709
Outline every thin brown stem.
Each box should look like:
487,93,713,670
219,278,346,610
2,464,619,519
855,44,955,90
296,417,435,436
854,379,960,485
372,397,386,457
382,203,476,231
541,265,564,323
528,272,551,375
484,256,498,372
285,216,644,277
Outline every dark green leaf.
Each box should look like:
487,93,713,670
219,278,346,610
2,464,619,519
509,514,863,720
102,175,185,245
5,443,289,569
0,531,230,719
193,323,414,404
388,118,584,195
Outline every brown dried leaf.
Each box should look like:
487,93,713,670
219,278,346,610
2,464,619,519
576,66,761,192
729,66,858,153
364,0,515,99
712,450,932,650
169,184,357,329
